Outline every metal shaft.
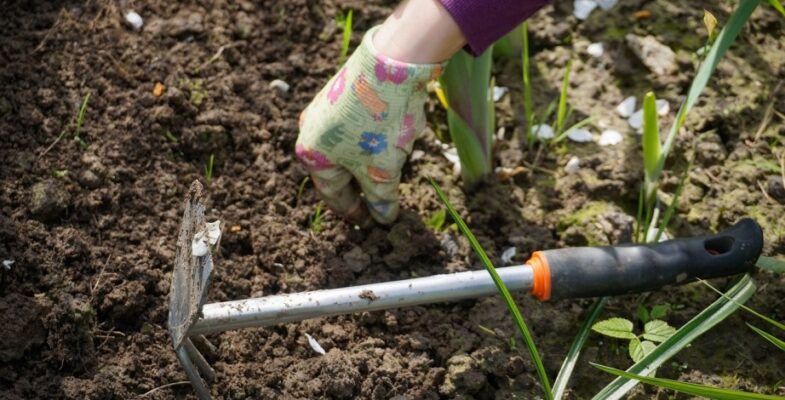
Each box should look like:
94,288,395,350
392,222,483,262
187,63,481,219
191,265,534,335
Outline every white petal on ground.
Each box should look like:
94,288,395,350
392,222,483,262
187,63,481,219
656,99,670,116
495,126,506,141
124,11,144,30
565,156,581,175
304,333,326,355
442,147,462,176
205,220,222,245
627,109,644,130
574,0,598,20
501,247,516,265
532,124,554,139
269,79,290,93
616,96,636,118
410,149,425,161
192,232,209,257
587,42,604,58
595,0,618,10
567,128,593,143
493,86,509,102
598,130,623,146
2,260,13,271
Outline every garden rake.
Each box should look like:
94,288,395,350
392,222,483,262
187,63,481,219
168,181,763,400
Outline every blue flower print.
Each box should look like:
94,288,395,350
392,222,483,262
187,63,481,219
358,132,388,155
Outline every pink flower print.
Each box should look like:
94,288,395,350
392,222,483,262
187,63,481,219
295,144,333,171
396,113,416,149
326,68,347,105
375,57,409,85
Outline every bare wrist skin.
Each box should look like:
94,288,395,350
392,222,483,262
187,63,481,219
373,0,467,63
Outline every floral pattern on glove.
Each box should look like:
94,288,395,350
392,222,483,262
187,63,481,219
327,67,348,105
295,144,333,170
358,132,388,155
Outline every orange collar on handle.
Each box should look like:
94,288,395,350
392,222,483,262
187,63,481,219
528,251,551,301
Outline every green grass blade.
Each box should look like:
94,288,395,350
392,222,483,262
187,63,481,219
642,92,661,201
656,0,759,180
429,178,553,399
447,110,492,187
593,275,756,399
768,0,785,18
555,60,573,135
747,324,785,350
553,116,594,143
699,279,785,332
553,297,607,399
592,363,782,399
757,256,785,273
339,10,353,64
521,22,535,147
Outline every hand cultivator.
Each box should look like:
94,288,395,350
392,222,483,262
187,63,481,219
169,182,763,399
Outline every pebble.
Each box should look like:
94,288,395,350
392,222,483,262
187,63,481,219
532,124,554,139
587,42,604,58
567,128,593,142
616,96,636,118
124,11,144,30
767,176,785,203
565,156,581,174
269,79,290,93
599,130,623,146
30,180,70,222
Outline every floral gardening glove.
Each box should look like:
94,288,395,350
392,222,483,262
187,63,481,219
296,26,444,225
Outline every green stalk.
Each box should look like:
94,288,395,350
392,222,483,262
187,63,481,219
552,297,607,399
521,22,535,147
555,60,572,135
339,10,353,65
747,324,785,350
642,92,661,203
430,178,553,399
441,47,495,189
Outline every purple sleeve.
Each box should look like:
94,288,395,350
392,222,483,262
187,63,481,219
438,0,551,55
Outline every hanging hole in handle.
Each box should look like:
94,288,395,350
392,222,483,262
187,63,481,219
705,236,734,255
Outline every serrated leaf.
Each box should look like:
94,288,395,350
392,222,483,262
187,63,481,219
629,338,657,362
637,304,650,323
643,320,677,343
650,304,670,320
592,318,636,339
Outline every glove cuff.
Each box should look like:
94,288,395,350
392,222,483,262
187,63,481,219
355,26,446,87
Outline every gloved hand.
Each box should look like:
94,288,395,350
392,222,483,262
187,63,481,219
296,26,444,226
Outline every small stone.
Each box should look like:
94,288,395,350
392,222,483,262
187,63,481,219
78,169,102,189
532,124,554,139
587,42,604,58
616,96,636,118
628,109,644,131
565,156,580,174
166,11,204,37
567,128,593,142
599,130,623,146
269,79,290,93
124,11,143,30
625,34,678,76
766,176,785,203
30,180,70,222
574,0,598,20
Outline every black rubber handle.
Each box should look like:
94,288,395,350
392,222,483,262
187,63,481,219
539,218,763,300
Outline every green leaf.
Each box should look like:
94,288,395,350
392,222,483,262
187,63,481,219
757,256,785,273
339,9,353,64
592,318,636,340
555,60,573,135
642,91,661,200
520,22,535,147
593,363,783,399
703,10,718,40
427,209,447,231
768,0,785,18
642,320,677,343
650,304,670,320
747,323,785,351
629,338,657,363
429,179,553,399
637,304,650,323
553,297,607,400
593,275,756,399
699,279,785,332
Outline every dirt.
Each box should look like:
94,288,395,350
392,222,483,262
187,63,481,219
0,0,783,399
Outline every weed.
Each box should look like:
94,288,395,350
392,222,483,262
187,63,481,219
592,317,676,363
73,92,90,149
309,202,324,233
163,130,178,143
336,9,353,64
426,209,447,231
52,169,68,178
181,79,208,106
204,154,215,182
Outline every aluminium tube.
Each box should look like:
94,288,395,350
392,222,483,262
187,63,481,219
190,265,534,335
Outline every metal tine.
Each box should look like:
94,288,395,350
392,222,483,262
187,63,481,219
193,334,218,359
184,337,216,382
176,346,212,400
